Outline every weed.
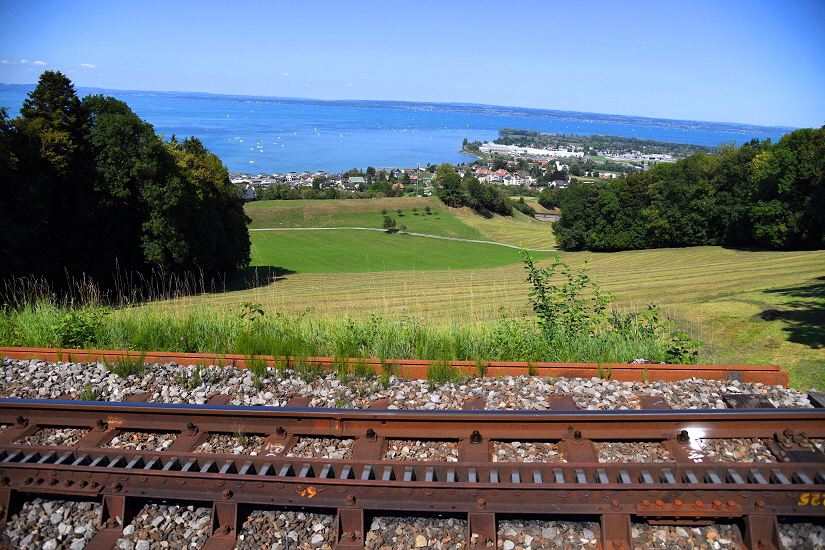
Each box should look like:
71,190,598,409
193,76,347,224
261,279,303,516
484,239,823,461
191,366,202,388
232,425,246,447
641,367,649,384
379,369,391,389
665,332,702,364
78,383,98,401
238,301,265,323
527,361,537,377
245,355,268,380
520,250,611,336
353,357,374,379
104,351,146,378
475,359,488,378
293,358,323,382
427,359,466,385
51,307,110,349
175,369,188,387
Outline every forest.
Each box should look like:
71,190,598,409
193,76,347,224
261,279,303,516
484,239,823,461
0,71,251,288
542,127,825,251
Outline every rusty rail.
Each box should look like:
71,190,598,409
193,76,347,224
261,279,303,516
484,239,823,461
0,399,822,549
1,347,790,385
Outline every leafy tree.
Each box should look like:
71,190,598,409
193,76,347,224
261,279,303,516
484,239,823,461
0,71,251,287
749,127,825,249
435,163,464,207
382,215,397,231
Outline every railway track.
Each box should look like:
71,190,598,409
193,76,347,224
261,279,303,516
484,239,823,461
0,398,823,550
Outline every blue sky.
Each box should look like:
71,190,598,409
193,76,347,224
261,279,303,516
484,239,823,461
1,0,823,128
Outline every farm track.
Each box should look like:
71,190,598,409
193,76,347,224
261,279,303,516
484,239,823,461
0,398,823,550
249,227,558,252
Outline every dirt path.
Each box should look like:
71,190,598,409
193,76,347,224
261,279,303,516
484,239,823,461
249,227,557,252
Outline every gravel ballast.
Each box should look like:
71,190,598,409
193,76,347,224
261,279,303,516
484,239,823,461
0,357,821,549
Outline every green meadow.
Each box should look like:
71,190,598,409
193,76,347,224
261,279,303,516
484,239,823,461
3,196,823,390
250,229,551,273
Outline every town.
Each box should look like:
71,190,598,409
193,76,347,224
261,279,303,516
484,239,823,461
228,129,678,200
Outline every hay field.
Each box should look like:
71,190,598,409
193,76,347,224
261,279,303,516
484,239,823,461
169,199,825,389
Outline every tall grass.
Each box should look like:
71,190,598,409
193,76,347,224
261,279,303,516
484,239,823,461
1,297,689,364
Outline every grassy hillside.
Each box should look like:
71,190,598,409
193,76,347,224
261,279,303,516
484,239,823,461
250,229,552,273
163,200,825,389
245,198,487,240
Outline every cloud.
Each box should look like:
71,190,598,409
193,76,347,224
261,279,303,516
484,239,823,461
80,63,96,68
33,60,47,65
20,59,28,64
282,73,288,76
1,60,14,64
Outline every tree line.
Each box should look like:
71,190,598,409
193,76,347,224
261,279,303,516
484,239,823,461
435,164,536,217
542,127,824,251
0,71,251,288
495,129,719,157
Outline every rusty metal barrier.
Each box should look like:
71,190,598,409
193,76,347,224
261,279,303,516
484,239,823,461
0,347,790,386
0,399,822,549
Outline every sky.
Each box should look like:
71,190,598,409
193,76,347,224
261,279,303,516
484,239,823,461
1,0,823,128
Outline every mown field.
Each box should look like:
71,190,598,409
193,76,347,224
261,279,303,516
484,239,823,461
165,198,825,390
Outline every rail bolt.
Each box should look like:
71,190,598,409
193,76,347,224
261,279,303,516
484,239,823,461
48,479,58,486
640,499,650,509
612,540,624,549
673,499,682,510
726,500,736,510
222,489,233,500
677,430,690,443
611,499,620,511
366,428,376,441
693,500,704,510
16,416,27,427
23,478,33,485
276,426,286,437
477,498,486,510
757,539,771,550
573,430,583,441
755,499,766,511
187,422,198,435
0,477,9,487
654,499,664,510
346,495,356,506
712,500,723,510
96,419,108,431
112,482,122,493
470,430,482,444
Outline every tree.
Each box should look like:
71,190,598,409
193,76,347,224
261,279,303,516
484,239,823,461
382,215,397,231
435,163,464,207
0,71,251,287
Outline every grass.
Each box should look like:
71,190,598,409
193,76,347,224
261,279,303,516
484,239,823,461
182,245,825,388
451,207,555,250
250,229,553,273
246,198,487,240
3,196,823,389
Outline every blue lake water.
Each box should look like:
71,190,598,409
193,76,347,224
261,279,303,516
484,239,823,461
0,89,791,174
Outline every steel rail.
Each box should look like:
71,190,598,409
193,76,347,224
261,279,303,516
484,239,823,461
0,399,822,550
